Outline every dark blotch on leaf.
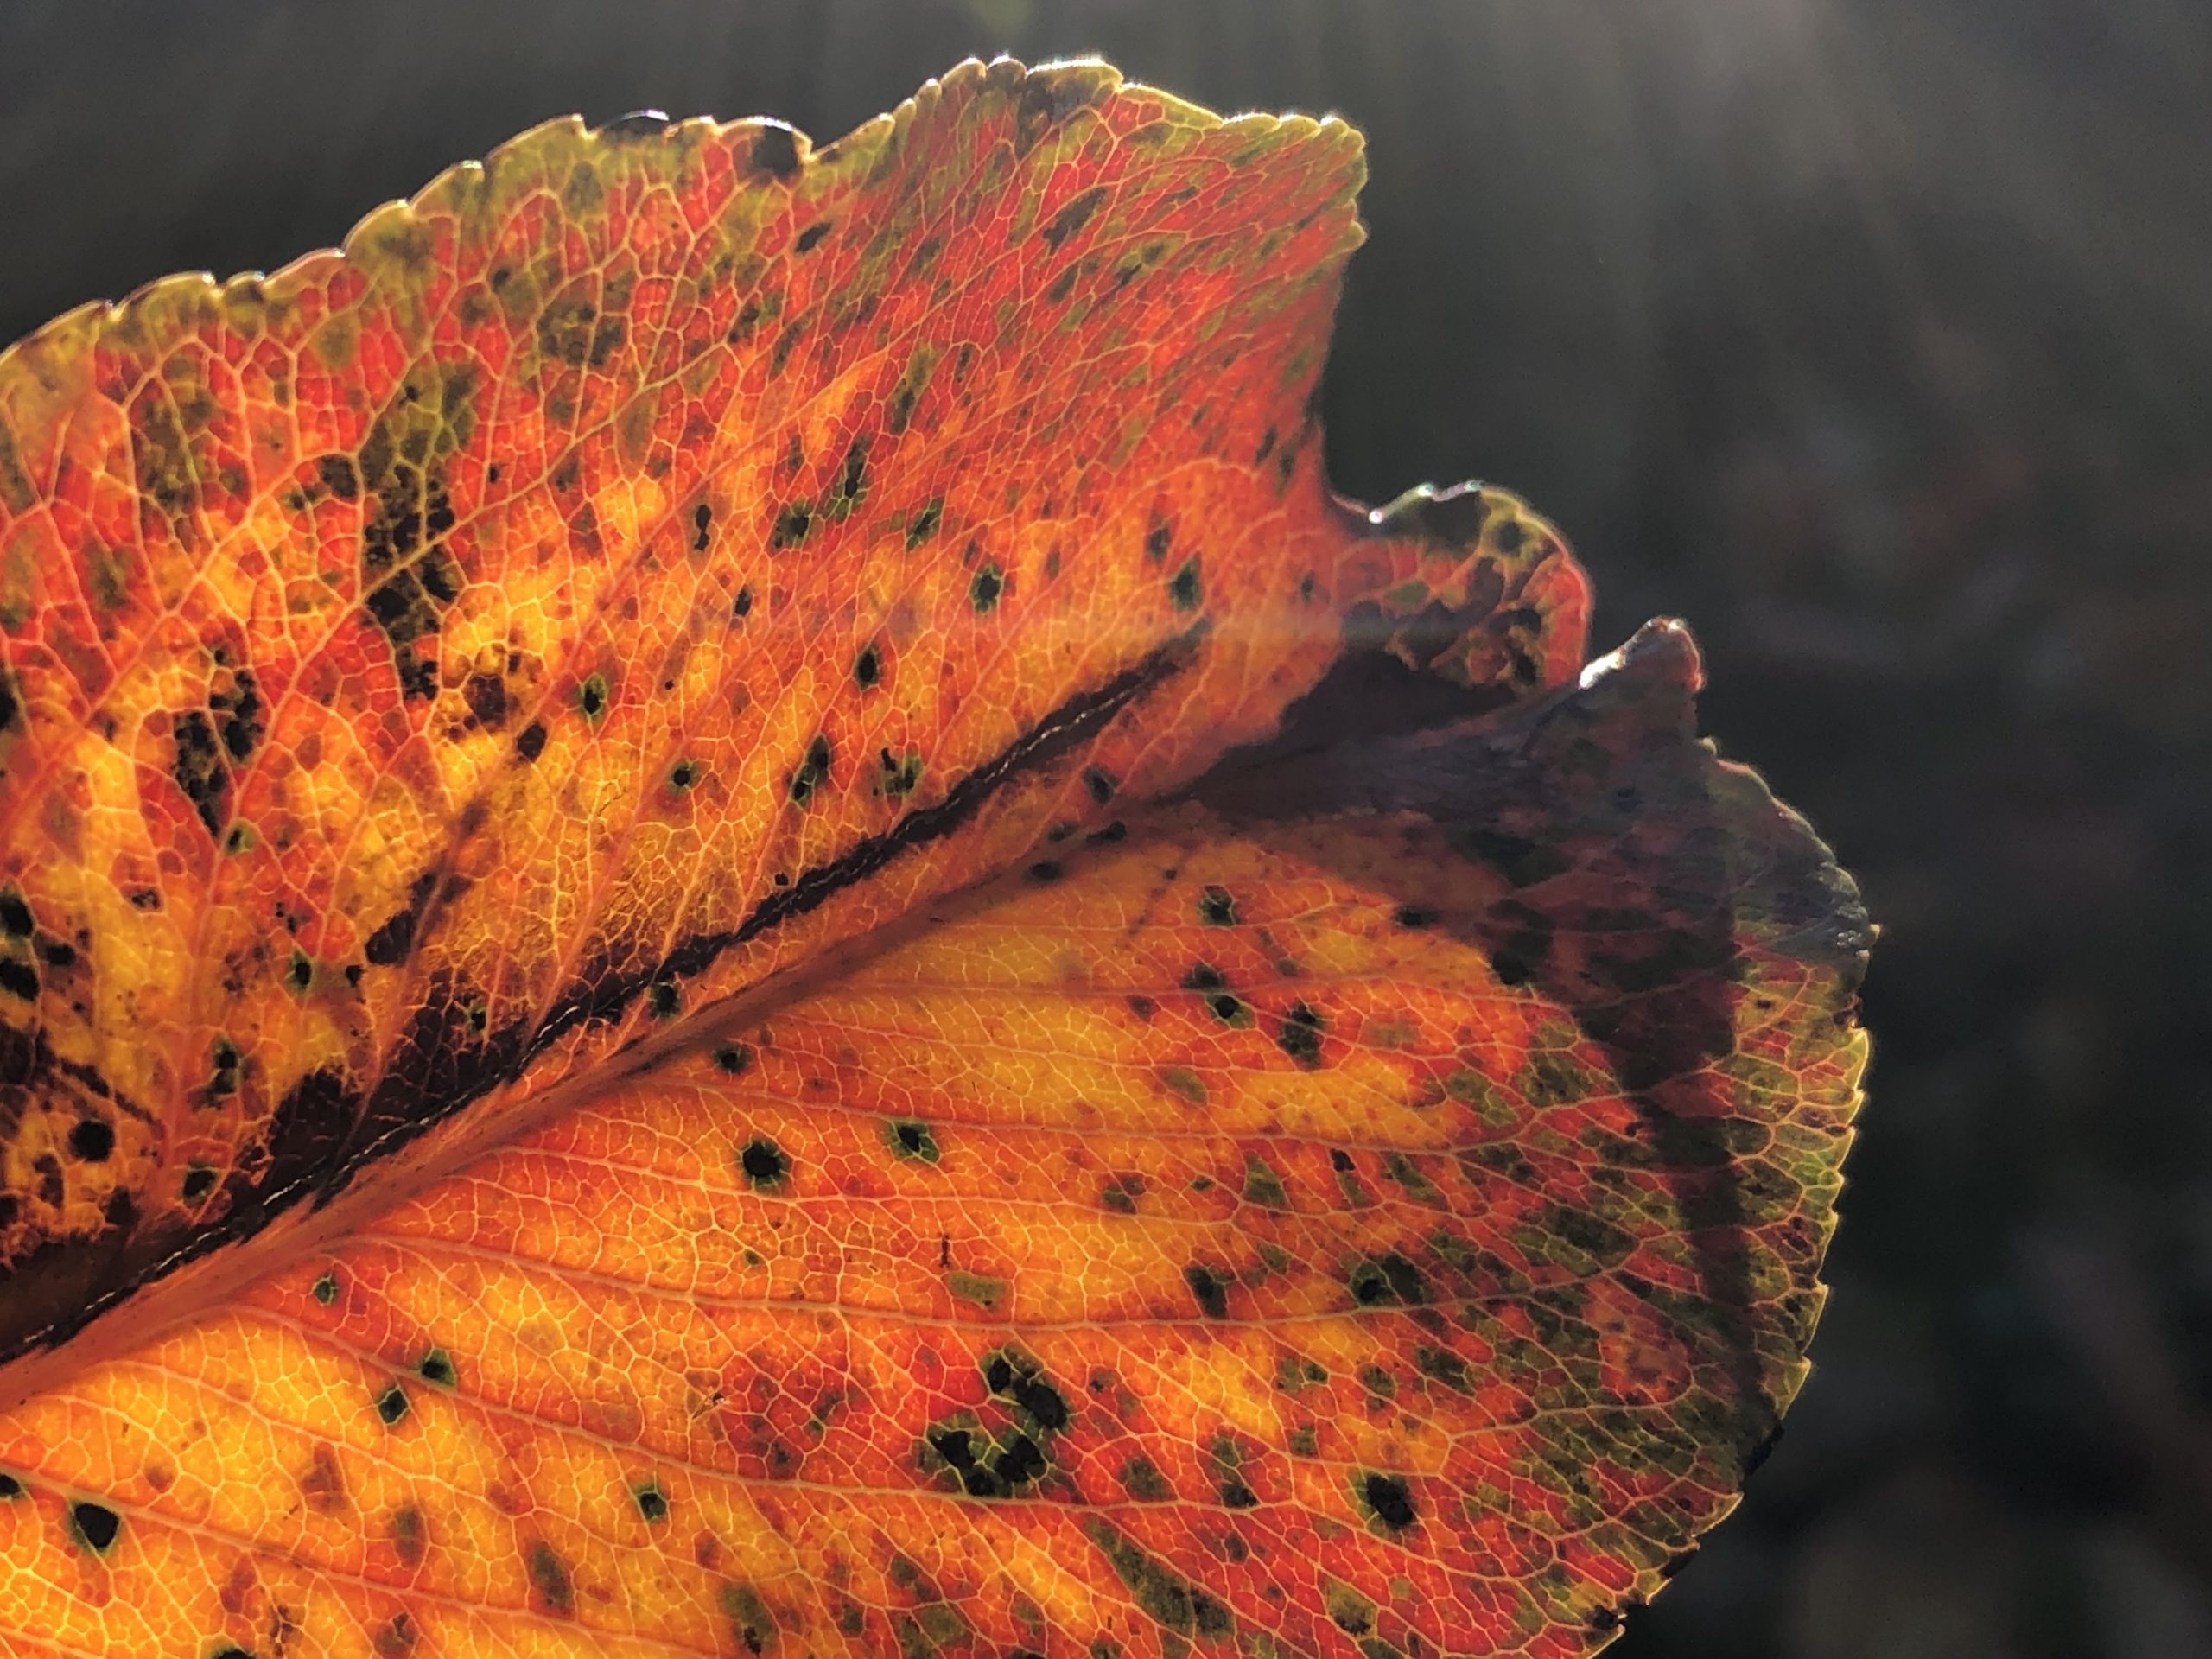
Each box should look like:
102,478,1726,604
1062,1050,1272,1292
1393,904,1439,929
0,893,29,936
375,1384,410,1425
516,721,547,762
906,497,943,548
1350,1253,1427,1306
417,1349,456,1387
68,1118,114,1162
0,959,36,1001
1168,557,1201,611
750,123,801,177
794,220,831,254
70,1500,120,1553
1082,766,1116,804
1277,1001,1324,1068
526,1538,574,1616
1198,885,1236,926
208,1037,240,1093
1459,826,1568,888
1041,185,1107,250
971,563,1004,612
312,1271,339,1306
889,1119,939,1162
854,643,880,688
770,499,812,549
741,1136,790,1188
1185,1263,1230,1319
172,709,227,837
722,1582,779,1655
1361,1471,1417,1530
634,1481,668,1522
1083,1519,1234,1640
733,585,754,620
181,1165,216,1202
647,980,680,1019
992,1433,1046,1486
579,673,608,720
789,732,832,804
713,1041,753,1076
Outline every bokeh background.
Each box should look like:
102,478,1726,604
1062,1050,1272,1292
3,2,2207,1653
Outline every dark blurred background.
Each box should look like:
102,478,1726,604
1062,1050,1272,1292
3,2,2208,1652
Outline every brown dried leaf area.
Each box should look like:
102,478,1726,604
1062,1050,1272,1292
0,58,1864,1659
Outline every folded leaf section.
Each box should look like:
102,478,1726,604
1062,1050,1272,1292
0,621,1867,1658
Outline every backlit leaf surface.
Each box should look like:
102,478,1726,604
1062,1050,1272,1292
0,58,1865,1658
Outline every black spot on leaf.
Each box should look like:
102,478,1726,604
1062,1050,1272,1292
713,1041,753,1076
1360,1471,1417,1530
71,1500,120,1553
634,1481,668,1522
1198,886,1236,925
741,1137,790,1188
971,563,1004,612
889,1119,939,1161
182,1165,216,1202
67,1118,113,1161
375,1384,410,1425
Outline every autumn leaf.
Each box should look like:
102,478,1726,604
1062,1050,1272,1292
0,56,1865,1659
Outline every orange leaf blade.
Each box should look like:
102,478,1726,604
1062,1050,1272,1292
0,60,1586,1389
